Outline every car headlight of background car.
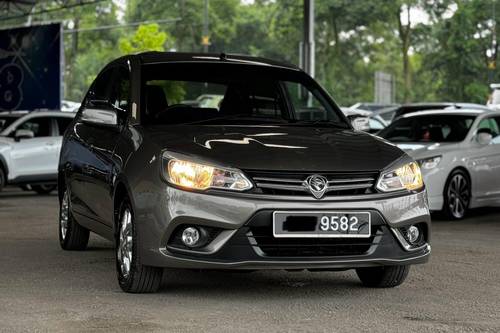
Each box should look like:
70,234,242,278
417,156,442,170
376,161,424,192
163,155,253,191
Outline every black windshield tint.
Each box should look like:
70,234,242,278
379,115,477,143
141,63,345,126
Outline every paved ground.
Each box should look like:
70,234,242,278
0,187,499,333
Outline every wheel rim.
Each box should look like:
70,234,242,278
447,174,469,219
60,191,69,240
117,208,133,278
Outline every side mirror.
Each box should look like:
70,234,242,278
14,129,34,141
81,100,118,127
476,130,493,145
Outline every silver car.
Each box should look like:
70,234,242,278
379,109,500,219
0,111,75,193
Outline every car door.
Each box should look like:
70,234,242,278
467,116,500,200
9,116,57,179
70,65,130,228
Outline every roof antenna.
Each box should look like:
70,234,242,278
220,53,227,61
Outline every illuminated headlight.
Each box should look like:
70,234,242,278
163,156,253,191
376,161,423,192
417,156,442,170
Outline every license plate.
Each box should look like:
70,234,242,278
273,211,371,238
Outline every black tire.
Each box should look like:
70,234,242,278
116,199,163,293
59,190,89,250
0,167,5,192
442,169,470,220
356,265,410,288
33,184,57,195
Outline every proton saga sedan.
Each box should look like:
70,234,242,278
58,52,430,293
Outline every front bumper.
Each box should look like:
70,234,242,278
135,187,431,269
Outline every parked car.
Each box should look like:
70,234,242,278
378,109,500,219
375,102,492,123
350,102,399,112
58,52,430,293
341,108,387,134
0,111,75,193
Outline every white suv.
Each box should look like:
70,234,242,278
0,111,76,194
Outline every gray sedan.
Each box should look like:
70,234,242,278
379,109,500,219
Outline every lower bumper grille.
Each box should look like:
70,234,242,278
247,225,381,257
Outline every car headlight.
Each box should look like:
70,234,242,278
163,157,253,191
376,161,424,192
417,156,442,170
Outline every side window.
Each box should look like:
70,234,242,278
109,66,131,119
492,117,500,144
14,117,52,137
477,118,500,138
56,117,73,135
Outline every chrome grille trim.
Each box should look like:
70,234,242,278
246,171,378,197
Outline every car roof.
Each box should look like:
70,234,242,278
401,109,496,118
117,52,301,71
0,111,74,117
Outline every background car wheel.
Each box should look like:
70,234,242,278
0,167,5,192
356,265,410,288
442,169,470,220
116,199,163,293
32,184,57,195
59,190,89,250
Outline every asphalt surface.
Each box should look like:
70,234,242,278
0,187,499,333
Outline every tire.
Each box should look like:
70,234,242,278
0,167,5,192
356,265,410,288
116,199,163,293
442,169,470,220
32,184,57,195
59,189,89,250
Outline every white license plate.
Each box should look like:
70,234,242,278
273,211,371,238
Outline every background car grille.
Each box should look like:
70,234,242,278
247,224,381,257
244,170,379,197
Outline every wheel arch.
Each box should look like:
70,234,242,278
113,179,134,237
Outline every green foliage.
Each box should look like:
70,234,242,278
2,0,497,106
119,23,169,53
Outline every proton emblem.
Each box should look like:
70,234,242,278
305,175,329,199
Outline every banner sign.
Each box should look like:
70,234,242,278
0,23,62,111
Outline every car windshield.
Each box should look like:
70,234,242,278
0,115,20,134
141,63,347,127
378,114,477,143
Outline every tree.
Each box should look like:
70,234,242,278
119,23,169,53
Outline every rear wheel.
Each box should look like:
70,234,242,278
442,170,470,220
33,184,57,195
116,200,163,293
356,265,410,288
59,190,89,250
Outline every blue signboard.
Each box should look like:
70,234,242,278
0,23,62,111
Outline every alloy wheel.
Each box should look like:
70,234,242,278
60,191,69,240
447,174,469,219
117,208,133,278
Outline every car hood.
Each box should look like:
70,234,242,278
145,125,405,172
396,142,459,159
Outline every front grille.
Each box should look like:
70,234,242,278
247,224,381,257
245,170,379,197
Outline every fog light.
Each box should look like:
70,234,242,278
406,225,420,244
181,227,200,247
